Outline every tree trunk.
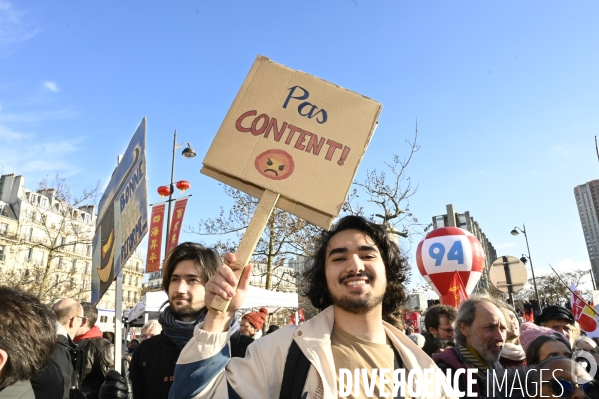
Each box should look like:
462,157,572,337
38,252,53,299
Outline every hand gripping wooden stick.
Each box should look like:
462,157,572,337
210,190,280,312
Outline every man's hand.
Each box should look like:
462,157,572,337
203,253,252,333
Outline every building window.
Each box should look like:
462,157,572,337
0,223,7,235
85,262,90,274
0,245,5,261
86,245,91,256
57,257,63,269
27,248,33,262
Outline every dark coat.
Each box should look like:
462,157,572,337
51,334,83,399
30,358,64,399
130,330,252,399
77,338,114,399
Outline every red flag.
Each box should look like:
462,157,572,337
439,271,468,308
570,284,598,333
166,197,189,256
145,204,166,273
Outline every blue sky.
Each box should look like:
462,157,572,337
1,1,598,296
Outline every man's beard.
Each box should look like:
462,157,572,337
330,273,385,315
469,330,503,364
170,297,205,319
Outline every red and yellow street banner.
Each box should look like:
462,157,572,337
145,204,166,273
166,197,189,256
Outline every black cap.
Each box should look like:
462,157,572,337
535,305,575,325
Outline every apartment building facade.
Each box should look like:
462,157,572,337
0,173,143,311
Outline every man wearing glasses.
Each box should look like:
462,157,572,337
425,305,457,340
50,298,87,399
74,302,115,399
422,304,457,357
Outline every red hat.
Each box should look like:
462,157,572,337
243,308,268,330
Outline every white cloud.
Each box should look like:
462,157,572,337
0,1,38,46
553,258,591,273
0,108,76,123
0,145,80,178
43,81,59,92
0,124,26,140
551,145,570,155
495,242,518,249
43,140,79,154
0,129,81,177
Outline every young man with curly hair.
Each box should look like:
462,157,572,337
170,216,457,399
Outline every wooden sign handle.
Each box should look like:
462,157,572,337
210,190,280,312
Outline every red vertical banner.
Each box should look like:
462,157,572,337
145,204,166,273
166,197,189,256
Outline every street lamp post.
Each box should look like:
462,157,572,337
164,130,196,259
511,224,540,312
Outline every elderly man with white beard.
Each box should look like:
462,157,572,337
434,294,508,398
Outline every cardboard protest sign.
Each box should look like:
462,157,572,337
202,56,381,311
91,118,148,304
202,55,381,230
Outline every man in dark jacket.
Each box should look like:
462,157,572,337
47,298,86,399
434,294,508,398
74,303,114,399
130,242,252,399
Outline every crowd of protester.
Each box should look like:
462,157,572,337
2,215,599,398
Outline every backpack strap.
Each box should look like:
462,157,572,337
279,340,311,399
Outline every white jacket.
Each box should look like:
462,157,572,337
170,306,458,399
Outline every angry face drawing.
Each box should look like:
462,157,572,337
254,149,295,180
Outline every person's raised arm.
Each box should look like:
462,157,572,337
203,253,252,333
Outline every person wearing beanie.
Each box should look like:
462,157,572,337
525,334,572,365
240,308,268,338
519,322,569,352
535,305,575,343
